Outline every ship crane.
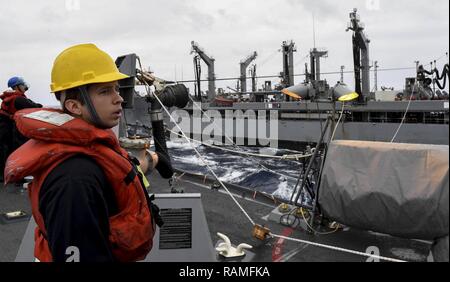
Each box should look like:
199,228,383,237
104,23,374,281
346,8,371,103
281,40,297,101
281,40,297,88
239,51,258,94
190,41,216,102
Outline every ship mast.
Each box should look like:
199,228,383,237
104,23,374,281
310,48,328,82
346,8,371,103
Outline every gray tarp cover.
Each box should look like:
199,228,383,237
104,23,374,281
319,141,449,240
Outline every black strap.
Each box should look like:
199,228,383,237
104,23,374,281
124,168,137,185
79,86,105,128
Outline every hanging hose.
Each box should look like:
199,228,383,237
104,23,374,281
151,110,174,178
135,56,175,179
418,64,449,90
193,55,202,100
434,64,449,90
434,64,449,80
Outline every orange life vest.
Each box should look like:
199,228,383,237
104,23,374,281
4,108,154,262
0,90,26,118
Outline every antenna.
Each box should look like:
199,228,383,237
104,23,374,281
313,13,316,48
374,61,378,91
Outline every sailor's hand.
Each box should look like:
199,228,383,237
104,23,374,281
137,149,158,174
148,150,159,170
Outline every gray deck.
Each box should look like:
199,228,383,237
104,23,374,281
0,183,31,262
1,171,432,262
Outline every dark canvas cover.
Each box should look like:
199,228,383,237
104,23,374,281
319,140,449,240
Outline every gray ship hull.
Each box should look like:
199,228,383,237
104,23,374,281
125,97,449,148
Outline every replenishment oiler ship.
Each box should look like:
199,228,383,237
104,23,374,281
1,8,448,264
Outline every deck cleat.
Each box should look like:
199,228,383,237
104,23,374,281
215,232,252,258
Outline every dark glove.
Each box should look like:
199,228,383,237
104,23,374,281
155,151,173,179
151,203,164,227
148,194,164,227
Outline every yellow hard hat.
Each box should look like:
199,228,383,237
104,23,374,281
50,43,129,93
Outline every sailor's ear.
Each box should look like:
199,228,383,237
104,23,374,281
64,99,83,116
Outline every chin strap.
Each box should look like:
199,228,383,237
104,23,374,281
78,86,107,129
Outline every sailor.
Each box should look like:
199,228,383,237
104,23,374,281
4,43,173,262
0,76,42,182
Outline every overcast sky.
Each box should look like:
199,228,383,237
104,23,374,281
1,0,448,106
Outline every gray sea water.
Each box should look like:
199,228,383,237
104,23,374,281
165,140,308,201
